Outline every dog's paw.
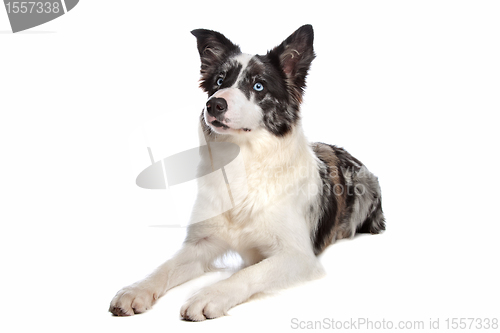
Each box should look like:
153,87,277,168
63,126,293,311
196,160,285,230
109,281,160,316
180,286,237,321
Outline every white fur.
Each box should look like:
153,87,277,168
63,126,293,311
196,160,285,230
109,122,326,320
232,53,253,82
209,87,262,130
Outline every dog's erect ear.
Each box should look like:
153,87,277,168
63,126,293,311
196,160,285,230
268,25,315,101
191,29,241,72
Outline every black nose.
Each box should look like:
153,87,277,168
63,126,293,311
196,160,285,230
206,97,227,117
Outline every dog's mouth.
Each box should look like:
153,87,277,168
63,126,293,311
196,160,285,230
210,120,251,132
211,120,230,129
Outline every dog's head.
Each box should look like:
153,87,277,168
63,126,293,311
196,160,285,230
192,25,315,137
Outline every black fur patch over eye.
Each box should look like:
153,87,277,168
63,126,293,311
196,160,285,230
215,63,242,91
245,56,300,136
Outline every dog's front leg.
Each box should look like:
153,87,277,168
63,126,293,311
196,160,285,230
180,249,323,321
109,230,227,316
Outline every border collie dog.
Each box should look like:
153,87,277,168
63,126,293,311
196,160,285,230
110,25,385,321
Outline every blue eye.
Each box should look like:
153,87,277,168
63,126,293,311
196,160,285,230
253,82,264,91
217,78,224,86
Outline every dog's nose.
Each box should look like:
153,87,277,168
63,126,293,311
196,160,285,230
206,98,228,117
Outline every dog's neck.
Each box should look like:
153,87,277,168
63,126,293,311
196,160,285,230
201,120,313,169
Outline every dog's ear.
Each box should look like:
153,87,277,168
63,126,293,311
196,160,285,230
268,25,315,102
191,29,241,73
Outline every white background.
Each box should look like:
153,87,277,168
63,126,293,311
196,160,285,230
1,1,499,332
